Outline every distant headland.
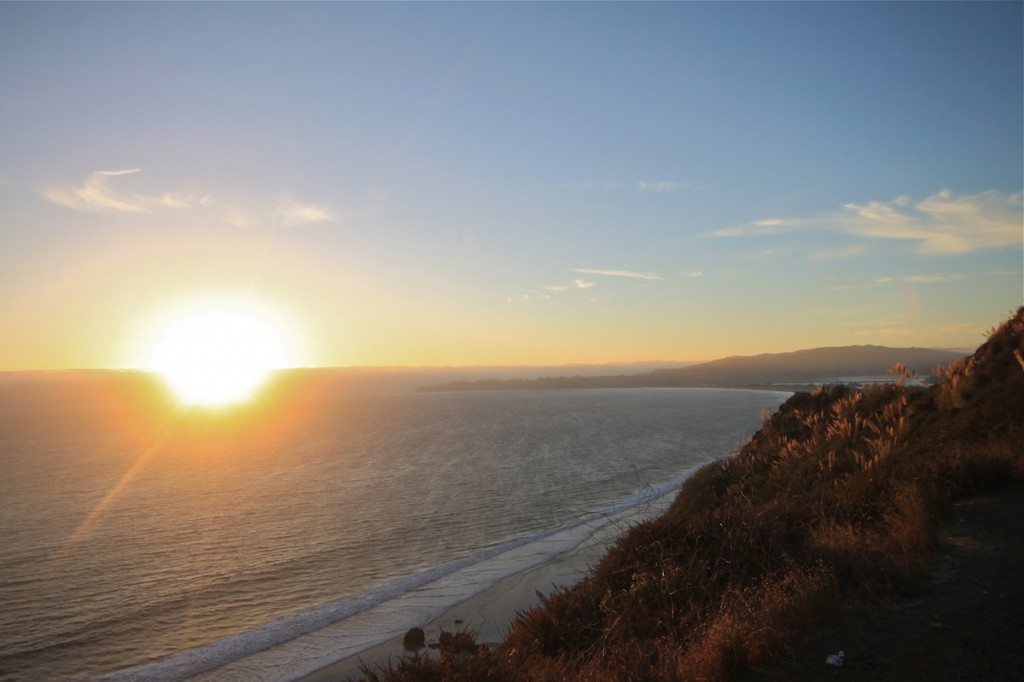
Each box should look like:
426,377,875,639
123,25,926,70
417,345,966,393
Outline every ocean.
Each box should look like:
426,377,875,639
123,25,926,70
0,377,788,681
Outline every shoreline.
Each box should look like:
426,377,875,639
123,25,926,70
178,473,693,682
298,493,676,682
298,544,591,682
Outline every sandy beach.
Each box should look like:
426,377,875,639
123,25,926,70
298,495,675,682
298,541,592,681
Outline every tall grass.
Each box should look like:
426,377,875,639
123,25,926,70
352,308,1024,681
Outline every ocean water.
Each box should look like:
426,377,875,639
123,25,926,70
0,380,787,681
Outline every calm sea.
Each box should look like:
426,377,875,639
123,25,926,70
0,377,787,681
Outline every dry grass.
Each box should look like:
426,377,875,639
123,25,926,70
348,308,1024,681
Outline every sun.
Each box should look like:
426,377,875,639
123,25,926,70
139,297,297,406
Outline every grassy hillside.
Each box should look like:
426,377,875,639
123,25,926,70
353,309,1023,681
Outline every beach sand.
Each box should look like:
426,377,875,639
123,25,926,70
295,493,679,682
183,491,675,682
298,535,602,682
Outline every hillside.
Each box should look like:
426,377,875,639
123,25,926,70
353,309,1023,681
418,345,965,392
650,344,963,385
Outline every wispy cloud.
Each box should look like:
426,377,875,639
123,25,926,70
42,168,193,215
520,288,574,301
832,282,878,291
562,179,704,193
515,279,589,302
515,266,679,303
743,247,792,260
716,217,807,236
278,199,334,227
43,169,337,229
635,180,700,192
807,243,867,262
834,273,969,290
572,268,664,281
905,272,966,282
561,180,622,191
513,274,618,304
713,189,1023,254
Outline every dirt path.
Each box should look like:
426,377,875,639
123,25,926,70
742,489,1024,681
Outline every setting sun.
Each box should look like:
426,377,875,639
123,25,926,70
139,297,297,406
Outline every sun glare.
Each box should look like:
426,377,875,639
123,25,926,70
139,297,297,406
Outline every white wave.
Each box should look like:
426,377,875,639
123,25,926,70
101,468,699,682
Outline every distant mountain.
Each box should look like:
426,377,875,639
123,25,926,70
418,345,967,392
650,345,965,386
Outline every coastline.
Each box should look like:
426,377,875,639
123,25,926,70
298,545,589,682
299,493,677,682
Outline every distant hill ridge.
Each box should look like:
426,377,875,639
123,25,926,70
418,345,966,392
651,344,964,385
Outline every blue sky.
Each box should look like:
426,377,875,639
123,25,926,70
1,1,1021,369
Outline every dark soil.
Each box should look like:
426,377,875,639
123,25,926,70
741,490,1024,681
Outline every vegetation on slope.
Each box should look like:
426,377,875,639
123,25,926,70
354,309,1024,682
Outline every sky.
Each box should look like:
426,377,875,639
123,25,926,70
1,1,1021,370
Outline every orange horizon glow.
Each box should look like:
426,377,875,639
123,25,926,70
0,282,1000,375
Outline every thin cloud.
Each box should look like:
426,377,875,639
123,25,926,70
685,269,704,278
635,180,700,192
715,217,811,236
807,243,867,262
833,282,878,291
199,195,252,229
563,179,703,193
834,273,969,290
572,268,664,281
902,274,967,283
743,247,792,260
713,189,1022,254
520,291,551,301
278,199,334,227
561,180,623,191
43,169,337,230
42,168,192,215
514,277,602,303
